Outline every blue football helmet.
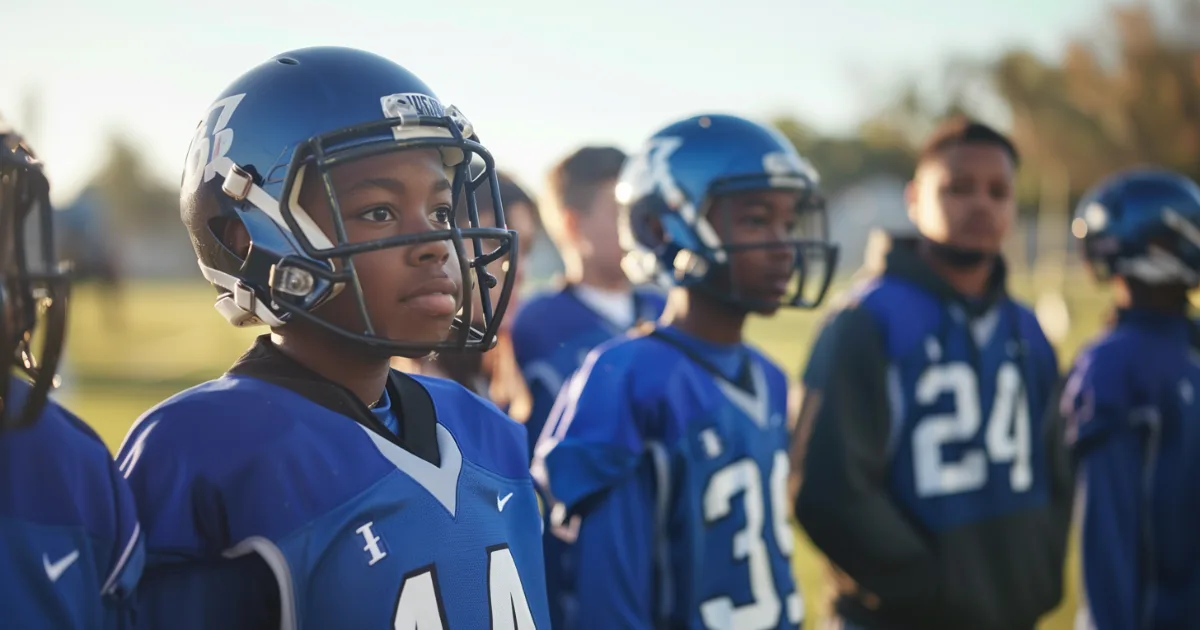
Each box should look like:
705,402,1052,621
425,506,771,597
1073,167,1200,287
616,114,838,309
181,46,516,353
0,115,69,431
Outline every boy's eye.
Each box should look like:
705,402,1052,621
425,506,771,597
360,206,396,222
431,206,451,225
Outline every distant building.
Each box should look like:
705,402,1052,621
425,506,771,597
826,175,915,276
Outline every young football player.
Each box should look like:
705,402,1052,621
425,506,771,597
1063,167,1200,630
533,114,839,630
512,145,666,630
0,116,143,627
793,117,1071,630
115,46,550,629
395,169,540,418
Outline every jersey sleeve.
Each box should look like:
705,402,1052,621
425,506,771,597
533,348,645,511
1060,347,1140,630
793,306,941,615
1061,348,1129,453
117,407,281,630
571,457,658,630
101,456,145,630
532,346,658,629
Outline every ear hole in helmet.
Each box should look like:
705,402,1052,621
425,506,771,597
628,197,669,249
211,216,251,261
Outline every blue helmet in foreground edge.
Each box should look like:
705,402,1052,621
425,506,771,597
1074,167,1200,288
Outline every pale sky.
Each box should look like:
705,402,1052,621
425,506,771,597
3,0,1113,205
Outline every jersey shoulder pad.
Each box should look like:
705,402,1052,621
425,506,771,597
841,275,938,360
1,391,126,537
408,373,531,480
117,375,401,548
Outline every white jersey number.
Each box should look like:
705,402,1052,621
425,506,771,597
912,362,1032,498
392,545,535,629
700,451,803,630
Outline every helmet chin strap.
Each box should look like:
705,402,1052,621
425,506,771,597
925,239,994,269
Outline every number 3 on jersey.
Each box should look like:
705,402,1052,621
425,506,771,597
913,362,1032,498
701,451,803,630
392,544,535,629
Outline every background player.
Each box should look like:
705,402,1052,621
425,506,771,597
1062,167,1200,630
793,117,1071,630
0,116,144,628
533,113,839,630
116,47,549,629
512,145,666,629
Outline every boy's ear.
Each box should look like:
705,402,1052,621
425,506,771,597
560,208,581,242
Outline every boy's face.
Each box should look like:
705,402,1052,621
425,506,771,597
298,148,464,356
707,189,804,316
908,143,1016,254
572,179,625,277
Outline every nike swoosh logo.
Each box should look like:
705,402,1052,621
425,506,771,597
497,492,514,512
43,550,80,583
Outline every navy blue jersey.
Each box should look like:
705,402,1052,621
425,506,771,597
795,239,1071,630
534,326,801,630
1,378,144,629
118,338,550,629
512,284,665,630
512,284,666,452
856,277,1059,529
1062,309,1200,629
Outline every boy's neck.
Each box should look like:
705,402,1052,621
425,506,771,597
1114,278,1191,317
662,288,746,345
917,240,995,298
270,326,392,407
564,252,629,292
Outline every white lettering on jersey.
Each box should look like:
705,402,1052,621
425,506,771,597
355,522,388,567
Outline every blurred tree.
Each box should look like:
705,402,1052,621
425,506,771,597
772,116,916,197
988,0,1200,195
86,131,179,232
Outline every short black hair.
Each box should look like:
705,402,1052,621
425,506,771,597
918,116,1020,168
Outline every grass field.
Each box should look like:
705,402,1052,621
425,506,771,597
56,272,1110,629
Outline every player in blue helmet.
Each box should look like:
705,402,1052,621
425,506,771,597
532,113,838,630
793,117,1070,630
115,47,550,629
0,116,144,628
1061,167,1200,630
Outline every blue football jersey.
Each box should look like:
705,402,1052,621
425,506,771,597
513,284,666,451
535,326,802,630
1062,309,1200,630
118,338,550,630
850,276,1059,531
0,378,144,630
512,284,665,630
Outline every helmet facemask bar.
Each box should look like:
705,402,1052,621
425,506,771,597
0,148,69,432
270,114,517,355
